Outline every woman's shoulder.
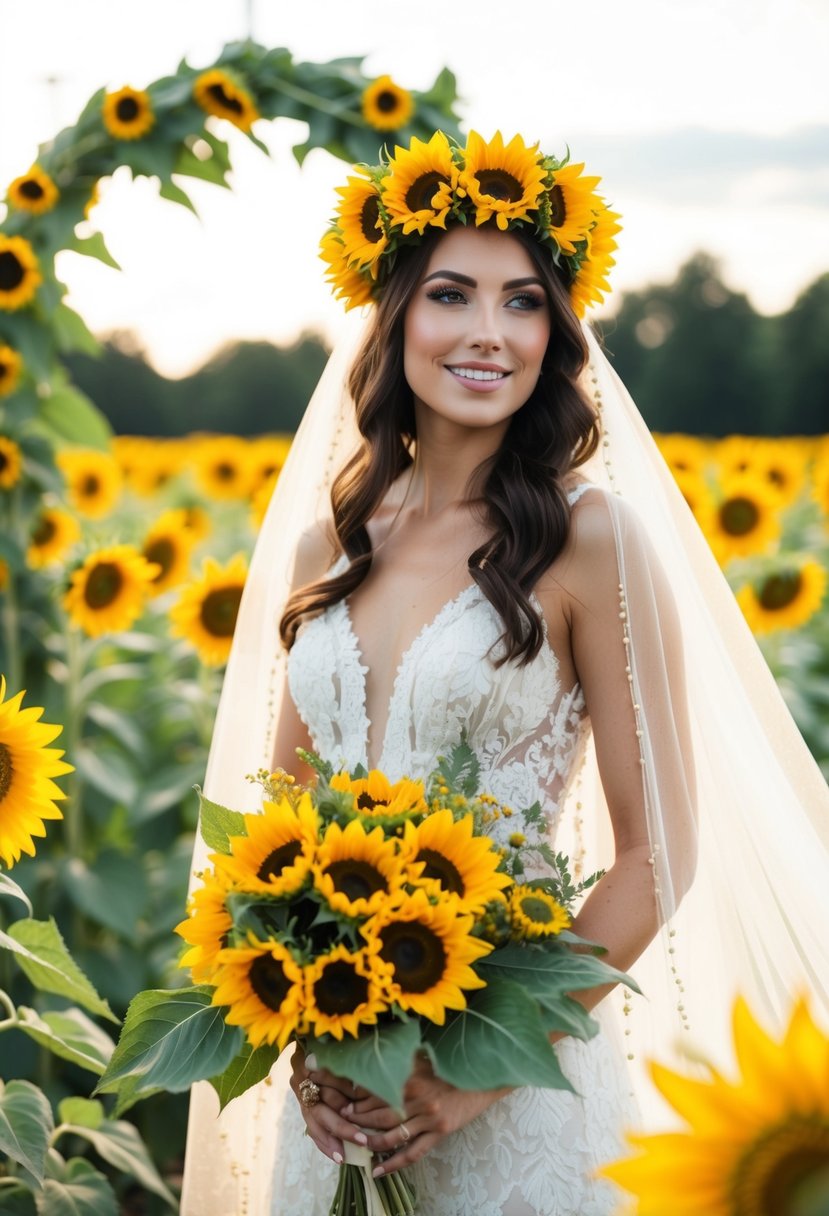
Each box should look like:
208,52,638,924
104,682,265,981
291,517,340,590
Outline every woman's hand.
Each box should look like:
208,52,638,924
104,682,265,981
289,1046,374,1164
341,1054,511,1178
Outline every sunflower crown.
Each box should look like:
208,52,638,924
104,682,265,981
321,129,621,318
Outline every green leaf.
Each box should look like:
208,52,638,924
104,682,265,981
39,1157,118,1216
59,1120,176,1208
36,385,111,448
208,1040,280,1111
56,1098,104,1131
425,979,576,1093
159,178,200,216
537,993,599,1041
0,1079,53,1184
198,791,246,853
95,987,243,1100
172,143,231,189
16,1007,115,1075
77,662,145,702
310,1019,421,1112
478,941,641,999
4,918,116,1023
0,1185,36,1214
73,746,139,807
61,852,148,941
435,737,480,797
0,872,33,916
64,232,121,272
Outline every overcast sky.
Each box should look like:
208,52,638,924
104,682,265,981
1,0,827,376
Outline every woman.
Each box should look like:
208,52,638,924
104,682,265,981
180,132,829,1215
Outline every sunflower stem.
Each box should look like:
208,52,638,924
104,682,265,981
266,77,367,130
0,985,18,1024
1,488,23,692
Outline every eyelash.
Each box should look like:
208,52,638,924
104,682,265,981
425,285,545,311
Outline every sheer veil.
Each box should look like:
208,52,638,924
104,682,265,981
179,313,829,1215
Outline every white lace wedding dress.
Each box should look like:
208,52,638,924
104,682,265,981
272,486,634,1215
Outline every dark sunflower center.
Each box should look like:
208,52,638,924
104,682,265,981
731,1116,829,1216
0,452,8,473
84,562,123,609
0,252,25,292
249,953,292,1011
720,496,760,536
380,920,447,992
376,89,400,114
476,169,523,203
0,742,12,801
144,538,175,580
200,586,242,638
357,792,388,811
314,960,369,1015
758,571,802,612
405,171,448,213
214,461,235,481
116,96,140,122
257,840,303,882
360,196,383,245
20,180,45,201
416,847,465,896
207,82,243,116
326,859,386,903
767,468,787,488
0,359,10,379
519,895,555,924
32,516,56,546
80,474,100,497
549,184,567,227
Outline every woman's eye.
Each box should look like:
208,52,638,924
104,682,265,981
426,286,467,304
507,292,545,311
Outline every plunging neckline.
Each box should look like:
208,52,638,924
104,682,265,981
342,580,481,770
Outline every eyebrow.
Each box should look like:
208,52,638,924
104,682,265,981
422,270,545,290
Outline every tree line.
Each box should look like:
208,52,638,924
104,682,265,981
65,252,829,438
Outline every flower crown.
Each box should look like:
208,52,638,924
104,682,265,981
320,130,621,318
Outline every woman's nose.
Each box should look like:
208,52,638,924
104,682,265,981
467,304,503,352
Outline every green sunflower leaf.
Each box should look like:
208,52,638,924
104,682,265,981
424,978,576,1093
3,918,117,1022
209,1040,281,1111
95,987,243,1100
36,383,112,449
64,232,121,273
198,790,246,853
0,871,33,916
56,1098,105,1130
51,301,104,357
39,1157,118,1216
159,178,200,216
477,940,641,998
56,1119,176,1208
0,1079,53,1184
309,1018,421,1112
15,1006,115,1075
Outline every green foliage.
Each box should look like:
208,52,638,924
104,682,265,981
208,1041,281,1111
310,1019,422,1113
4,919,116,1022
198,791,247,853
0,1079,54,1183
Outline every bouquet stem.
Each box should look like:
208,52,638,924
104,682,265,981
330,1144,416,1215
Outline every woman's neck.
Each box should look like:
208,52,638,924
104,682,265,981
404,409,510,518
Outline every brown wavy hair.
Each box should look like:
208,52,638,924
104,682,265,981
280,227,600,665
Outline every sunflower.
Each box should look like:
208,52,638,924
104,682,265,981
672,469,718,535
0,345,23,397
56,447,123,519
510,885,570,939
334,173,389,271
212,935,305,1049
175,867,233,984
569,204,622,318
546,162,605,256
193,69,260,133
319,230,375,311
750,439,808,507
251,472,278,529
64,544,159,637
7,164,59,214
0,559,8,592
194,436,252,501
169,553,247,666
26,506,81,568
404,809,512,911
363,887,492,1024
85,181,101,220
0,235,42,312
361,75,414,132
179,502,212,543
0,676,73,868
459,131,547,232
737,561,827,635
381,131,460,236
313,818,406,919
330,769,427,829
707,475,782,565
655,433,711,479
812,453,829,523
248,436,291,495
0,435,22,490
601,995,829,1216
215,792,318,898
714,434,762,481
126,440,186,497
141,509,196,596
102,86,155,140
304,943,391,1040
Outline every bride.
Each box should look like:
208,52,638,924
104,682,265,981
180,131,829,1215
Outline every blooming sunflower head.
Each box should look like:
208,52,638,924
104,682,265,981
329,769,427,829
175,866,233,984
141,508,196,596
26,506,81,569
459,130,547,232
404,809,512,912
509,884,570,940
102,86,156,141
312,818,406,919
0,346,23,398
7,164,59,214
319,230,376,311
361,75,414,132
169,553,247,667
212,934,305,1049
56,448,122,520
0,435,23,491
601,994,829,1216
304,943,391,1040
63,544,159,638
363,886,492,1024
737,560,827,636
215,791,319,899
0,235,42,312
708,474,782,565
0,676,73,869
334,172,389,272
382,132,460,236
193,69,260,133
194,436,252,501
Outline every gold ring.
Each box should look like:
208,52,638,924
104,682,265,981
299,1078,321,1107
398,1121,410,1143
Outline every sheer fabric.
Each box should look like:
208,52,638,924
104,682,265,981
179,315,829,1214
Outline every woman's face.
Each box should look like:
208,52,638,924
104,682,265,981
403,225,551,431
